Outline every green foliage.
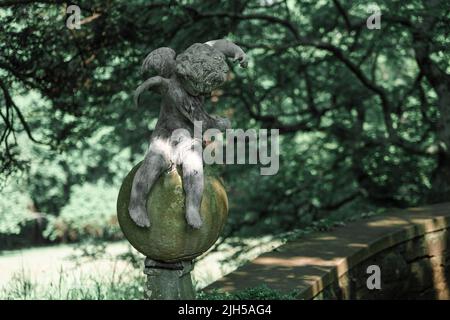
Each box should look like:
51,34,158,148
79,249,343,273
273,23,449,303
1,267,295,300
198,285,297,300
0,0,449,243
0,267,143,300
70,238,108,260
44,182,121,241
0,178,31,234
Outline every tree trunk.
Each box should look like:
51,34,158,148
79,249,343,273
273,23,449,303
412,0,450,201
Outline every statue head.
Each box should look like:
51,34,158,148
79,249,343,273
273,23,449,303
141,40,247,96
175,43,229,96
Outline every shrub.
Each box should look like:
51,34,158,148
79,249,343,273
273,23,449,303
44,182,121,241
0,182,32,235
198,285,298,300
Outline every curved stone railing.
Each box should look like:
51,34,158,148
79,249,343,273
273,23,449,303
205,202,450,299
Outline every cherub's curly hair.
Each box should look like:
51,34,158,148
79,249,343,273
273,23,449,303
175,43,229,94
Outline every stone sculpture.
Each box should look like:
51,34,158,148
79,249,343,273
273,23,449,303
117,39,247,299
128,39,247,229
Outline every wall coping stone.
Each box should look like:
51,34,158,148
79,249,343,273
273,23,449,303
204,202,450,299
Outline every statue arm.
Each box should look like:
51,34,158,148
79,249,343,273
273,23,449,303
176,101,230,131
134,76,169,107
205,39,248,68
209,115,231,131
195,108,231,131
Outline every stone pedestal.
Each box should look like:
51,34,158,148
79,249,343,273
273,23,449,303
117,164,228,300
143,258,195,300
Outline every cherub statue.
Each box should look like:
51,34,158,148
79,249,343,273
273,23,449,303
129,39,247,229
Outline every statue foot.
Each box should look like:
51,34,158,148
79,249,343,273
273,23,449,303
129,203,151,227
186,208,203,229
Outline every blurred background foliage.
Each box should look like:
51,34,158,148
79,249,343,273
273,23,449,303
0,0,449,248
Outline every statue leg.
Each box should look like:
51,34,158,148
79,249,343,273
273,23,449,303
181,141,204,229
129,142,170,227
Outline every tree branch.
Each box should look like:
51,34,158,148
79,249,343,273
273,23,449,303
0,79,47,145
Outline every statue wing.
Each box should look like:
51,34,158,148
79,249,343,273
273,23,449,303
141,47,176,78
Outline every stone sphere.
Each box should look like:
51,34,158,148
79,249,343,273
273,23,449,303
117,163,228,263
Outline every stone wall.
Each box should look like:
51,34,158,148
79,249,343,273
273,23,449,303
316,228,450,299
205,203,450,300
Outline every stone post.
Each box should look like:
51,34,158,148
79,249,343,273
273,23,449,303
143,258,195,300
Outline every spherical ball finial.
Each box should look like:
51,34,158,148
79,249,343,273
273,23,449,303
117,163,228,263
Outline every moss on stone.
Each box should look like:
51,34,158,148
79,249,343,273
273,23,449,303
117,163,228,262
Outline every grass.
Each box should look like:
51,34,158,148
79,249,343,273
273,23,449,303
0,235,287,300
0,205,386,299
0,264,144,300
198,285,298,300
0,241,144,300
1,268,297,300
